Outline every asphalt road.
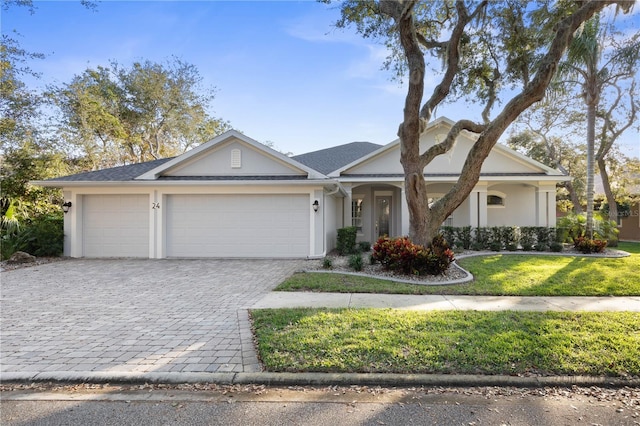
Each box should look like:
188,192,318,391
2,385,639,425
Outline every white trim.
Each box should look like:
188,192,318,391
33,179,339,188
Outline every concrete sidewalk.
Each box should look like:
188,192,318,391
252,292,640,312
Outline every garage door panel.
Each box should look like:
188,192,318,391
83,194,149,258
166,194,309,258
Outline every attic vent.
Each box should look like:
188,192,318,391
231,149,241,168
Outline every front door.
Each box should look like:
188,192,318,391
375,196,391,237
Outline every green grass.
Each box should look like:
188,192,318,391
276,242,640,296
251,308,640,377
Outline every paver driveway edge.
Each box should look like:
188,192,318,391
1,259,305,376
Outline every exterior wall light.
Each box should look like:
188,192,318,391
62,201,72,214
312,200,319,212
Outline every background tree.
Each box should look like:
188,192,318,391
49,58,231,169
507,98,587,213
0,34,44,152
329,0,634,246
507,130,587,214
595,81,638,222
556,15,640,237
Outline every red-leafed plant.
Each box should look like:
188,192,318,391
573,237,608,254
372,234,454,276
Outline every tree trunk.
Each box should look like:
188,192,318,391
585,99,596,239
565,180,584,214
597,157,618,222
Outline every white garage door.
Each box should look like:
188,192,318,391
166,194,310,258
83,194,149,257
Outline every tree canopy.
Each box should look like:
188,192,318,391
328,0,635,245
48,58,231,169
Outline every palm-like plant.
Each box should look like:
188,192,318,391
557,14,639,238
560,18,602,238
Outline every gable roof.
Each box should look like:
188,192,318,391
137,130,326,180
329,117,565,178
292,142,383,175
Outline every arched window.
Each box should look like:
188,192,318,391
487,191,506,207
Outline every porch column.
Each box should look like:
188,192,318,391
470,184,488,227
536,184,556,227
400,186,410,236
342,185,352,229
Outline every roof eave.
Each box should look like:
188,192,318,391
31,178,340,188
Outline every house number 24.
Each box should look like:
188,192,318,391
152,203,160,210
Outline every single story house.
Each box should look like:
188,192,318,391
35,117,568,259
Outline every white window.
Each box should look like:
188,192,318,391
231,149,241,168
352,196,364,232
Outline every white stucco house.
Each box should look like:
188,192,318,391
35,117,568,259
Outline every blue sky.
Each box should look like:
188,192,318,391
3,1,638,158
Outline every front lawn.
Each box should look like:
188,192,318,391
276,242,640,296
252,308,640,377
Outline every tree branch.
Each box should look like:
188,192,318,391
419,119,486,168
419,0,488,123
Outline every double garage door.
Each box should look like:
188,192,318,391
82,194,310,258
165,194,309,258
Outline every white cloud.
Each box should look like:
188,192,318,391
284,11,359,45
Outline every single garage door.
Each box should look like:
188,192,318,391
166,194,310,258
83,194,149,257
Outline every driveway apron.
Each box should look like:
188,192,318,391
1,259,303,375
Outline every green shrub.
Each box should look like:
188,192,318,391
441,226,457,247
1,213,63,259
489,240,502,251
358,241,371,252
535,227,552,250
557,213,618,246
574,237,607,254
557,214,586,242
501,226,518,250
520,227,537,251
471,241,485,251
322,257,333,269
336,226,357,255
456,226,472,250
474,227,491,250
348,254,363,271
550,241,564,252
594,216,619,247
489,227,503,251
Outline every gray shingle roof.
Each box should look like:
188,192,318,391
46,157,174,182
44,141,383,183
292,142,382,175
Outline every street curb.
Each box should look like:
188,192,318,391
2,371,638,389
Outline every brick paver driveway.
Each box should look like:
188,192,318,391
1,258,303,375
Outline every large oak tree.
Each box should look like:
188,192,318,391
329,0,634,246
